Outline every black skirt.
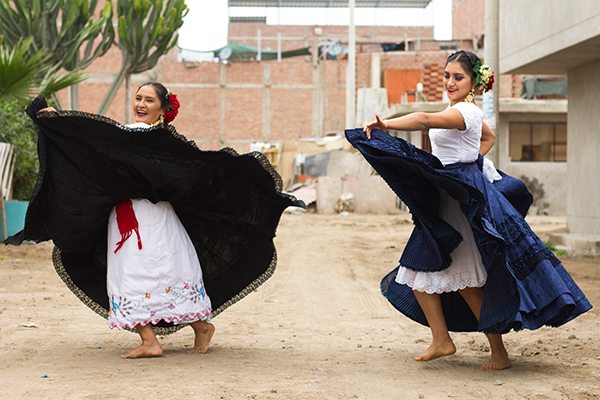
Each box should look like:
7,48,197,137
6,98,303,334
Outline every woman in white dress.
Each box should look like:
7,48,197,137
107,82,214,358
40,82,215,358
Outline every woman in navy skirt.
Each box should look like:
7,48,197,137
346,51,591,370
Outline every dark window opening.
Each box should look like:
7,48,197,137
509,122,566,162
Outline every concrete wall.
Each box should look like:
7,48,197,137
496,161,566,215
499,0,600,74
496,111,567,215
567,60,600,235
316,176,401,215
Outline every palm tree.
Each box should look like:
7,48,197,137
0,38,85,101
0,0,114,109
0,38,85,201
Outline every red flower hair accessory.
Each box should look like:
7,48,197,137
163,92,180,124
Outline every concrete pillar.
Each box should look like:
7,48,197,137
263,63,271,140
371,52,381,88
312,37,324,137
219,63,226,144
566,60,600,236
257,29,262,62
277,33,282,63
345,0,356,129
484,0,499,165
551,59,600,254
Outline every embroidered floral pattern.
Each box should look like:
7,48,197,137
108,280,210,326
108,310,212,330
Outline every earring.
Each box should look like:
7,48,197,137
151,114,164,127
465,89,475,103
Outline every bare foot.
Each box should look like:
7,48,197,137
481,351,512,371
190,321,215,354
415,340,456,361
121,342,163,359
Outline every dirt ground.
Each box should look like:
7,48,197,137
0,213,598,400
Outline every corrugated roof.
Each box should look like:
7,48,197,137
229,1,432,8
229,16,268,23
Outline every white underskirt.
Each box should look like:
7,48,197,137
395,189,488,294
106,199,212,329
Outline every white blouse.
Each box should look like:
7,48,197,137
429,102,483,166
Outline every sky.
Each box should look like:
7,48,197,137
178,0,452,52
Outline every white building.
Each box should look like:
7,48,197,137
499,0,600,253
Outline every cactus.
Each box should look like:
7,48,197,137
0,0,114,108
97,0,188,121
0,0,187,116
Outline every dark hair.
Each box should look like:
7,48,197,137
445,51,481,83
137,81,169,110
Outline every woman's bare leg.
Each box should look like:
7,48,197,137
121,324,163,359
459,287,511,370
189,320,215,354
413,290,456,361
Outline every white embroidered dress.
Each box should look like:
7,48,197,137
106,123,212,329
395,102,488,293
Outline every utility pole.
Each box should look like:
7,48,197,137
484,0,499,164
345,0,356,129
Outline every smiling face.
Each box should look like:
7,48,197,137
133,85,165,125
443,61,475,105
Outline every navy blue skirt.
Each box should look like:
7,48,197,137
346,128,592,333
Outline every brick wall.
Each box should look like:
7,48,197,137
57,15,524,149
59,22,435,148
452,0,485,42
379,51,453,102
423,64,446,101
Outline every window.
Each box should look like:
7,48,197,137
509,122,567,162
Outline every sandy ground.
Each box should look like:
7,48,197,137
0,213,598,400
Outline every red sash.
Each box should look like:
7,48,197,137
113,199,142,254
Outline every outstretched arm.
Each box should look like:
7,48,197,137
363,108,466,139
38,107,57,113
480,121,496,155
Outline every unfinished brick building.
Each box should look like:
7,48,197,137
56,2,533,176
60,5,523,151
